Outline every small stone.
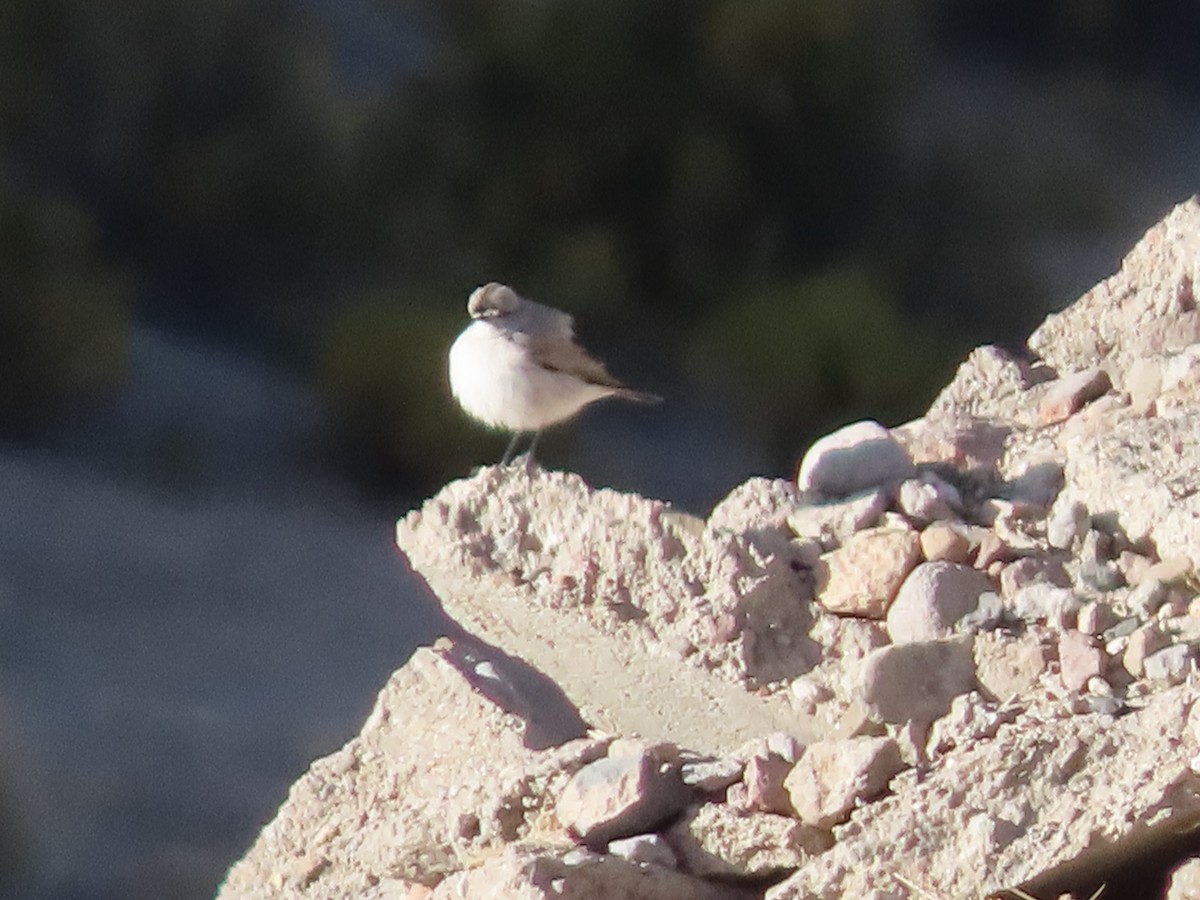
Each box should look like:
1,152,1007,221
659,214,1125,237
784,736,905,829
1124,357,1162,415
1117,550,1154,586
607,834,678,869
679,755,744,794
1146,556,1194,585
974,531,1018,570
1038,367,1112,425
1078,560,1125,592
919,522,973,564
1122,624,1169,679
896,475,961,526
886,561,994,644
1080,693,1124,717
1057,630,1106,692
973,630,1052,703
742,753,796,816
829,698,887,741
1011,583,1081,628
816,526,922,619
1127,578,1170,617
787,489,888,547
797,420,916,498
1103,617,1141,642
999,556,1071,598
1077,601,1119,636
1105,635,1130,657
1001,462,1066,508
861,637,976,725
765,732,804,764
1045,498,1089,551
956,591,1005,633
1143,644,1193,683
558,748,689,848
789,677,834,715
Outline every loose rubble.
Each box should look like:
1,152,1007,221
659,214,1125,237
219,199,1200,899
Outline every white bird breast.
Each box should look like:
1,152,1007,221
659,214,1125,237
448,322,614,431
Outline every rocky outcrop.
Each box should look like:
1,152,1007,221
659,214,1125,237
220,198,1200,900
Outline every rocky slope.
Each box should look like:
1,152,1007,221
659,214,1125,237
220,198,1200,900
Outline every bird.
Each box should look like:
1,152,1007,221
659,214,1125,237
448,282,661,465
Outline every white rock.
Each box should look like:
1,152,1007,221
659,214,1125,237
1011,583,1081,628
797,420,916,498
607,834,679,869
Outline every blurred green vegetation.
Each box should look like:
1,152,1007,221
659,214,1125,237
0,0,1188,481
687,269,965,456
317,293,490,481
0,187,132,427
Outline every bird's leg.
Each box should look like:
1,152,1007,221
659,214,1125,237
522,431,541,471
500,432,524,466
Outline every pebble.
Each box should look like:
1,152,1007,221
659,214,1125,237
797,420,916,498
1011,583,1081,628
919,522,973,565
816,526,922,619
606,834,678,869
1045,498,1089,551
861,638,976,725
1038,367,1111,425
1127,578,1169,617
1143,644,1193,683
1077,600,1119,636
886,561,994,644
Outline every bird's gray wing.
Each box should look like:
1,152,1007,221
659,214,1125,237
525,332,627,390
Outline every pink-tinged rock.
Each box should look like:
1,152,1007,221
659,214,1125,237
742,753,797,816
860,637,976,725
784,736,905,829
999,556,1071,598
1123,624,1170,678
797,420,916,498
816,526,922,619
973,630,1053,703
558,747,688,848
1058,630,1106,692
920,523,973,564
1038,367,1113,425
1077,601,1119,636
886,561,995,644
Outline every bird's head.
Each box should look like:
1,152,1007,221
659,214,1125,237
467,283,521,320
